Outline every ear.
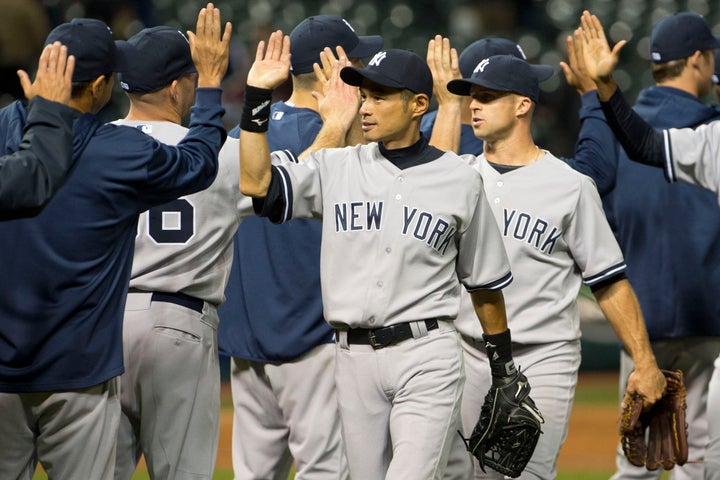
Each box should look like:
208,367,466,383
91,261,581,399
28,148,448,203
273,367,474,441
412,94,430,118
169,79,180,104
516,96,534,116
89,74,109,99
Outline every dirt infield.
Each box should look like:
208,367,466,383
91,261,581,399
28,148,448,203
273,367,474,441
215,371,622,473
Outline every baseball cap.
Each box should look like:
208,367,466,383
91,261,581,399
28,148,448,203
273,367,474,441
714,41,720,84
447,54,545,102
650,12,720,62
290,15,383,74
116,26,197,94
45,18,122,82
458,37,554,81
340,49,433,98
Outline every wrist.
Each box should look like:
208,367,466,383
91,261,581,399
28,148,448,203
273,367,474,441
240,86,273,133
483,329,517,380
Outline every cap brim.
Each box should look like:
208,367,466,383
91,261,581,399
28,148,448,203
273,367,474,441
447,78,499,96
347,35,383,59
340,65,405,90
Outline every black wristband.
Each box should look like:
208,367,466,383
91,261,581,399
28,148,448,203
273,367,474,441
240,85,273,132
483,329,517,379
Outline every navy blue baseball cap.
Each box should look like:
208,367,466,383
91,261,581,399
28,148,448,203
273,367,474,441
340,49,433,98
714,41,720,84
650,12,720,62
45,18,123,82
447,54,546,102
117,26,197,94
458,38,554,81
290,15,383,74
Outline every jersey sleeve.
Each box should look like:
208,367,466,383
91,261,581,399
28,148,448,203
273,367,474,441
563,91,618,196
566,175,626,287
456,174,513,291
0,96,78,218
140,88,226,204
665,122,720,193
254,149,324,223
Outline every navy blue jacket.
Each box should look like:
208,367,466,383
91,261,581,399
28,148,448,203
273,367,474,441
0,97,79,219
0,89,225,392
568,87,720,339
218,102,333,363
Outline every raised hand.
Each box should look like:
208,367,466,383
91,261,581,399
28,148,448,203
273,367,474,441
313,55,359,132
426,35,462,107
18,42,75,104
187,2,232,88
246,30,291,90
578,10,626,85
560,31,597,95
313,45,349,89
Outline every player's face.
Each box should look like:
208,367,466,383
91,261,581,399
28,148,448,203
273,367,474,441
468,86,523,143
359,80,422,149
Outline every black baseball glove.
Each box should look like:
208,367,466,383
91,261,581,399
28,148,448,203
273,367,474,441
460,370,544,478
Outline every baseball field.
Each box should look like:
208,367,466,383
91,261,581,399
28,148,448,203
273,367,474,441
31,370,674,479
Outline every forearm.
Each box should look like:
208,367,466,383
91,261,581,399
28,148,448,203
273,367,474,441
595,279,657,370
564,91,617,195
298,121,351,161
469,288,508,335
238,86,273,198
600,88,666,169
0,97,78,213
429,102,463,153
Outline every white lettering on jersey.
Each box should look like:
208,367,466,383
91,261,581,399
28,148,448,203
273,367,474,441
502,208,561,254
401,206,456,255
335,201,383,231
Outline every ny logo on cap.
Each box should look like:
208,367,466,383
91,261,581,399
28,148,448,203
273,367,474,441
474,58,491,73
368,51,387,67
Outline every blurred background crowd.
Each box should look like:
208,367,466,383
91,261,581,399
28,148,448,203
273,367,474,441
3,0,720,159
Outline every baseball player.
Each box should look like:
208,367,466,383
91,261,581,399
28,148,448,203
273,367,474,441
217,15,381,480
580,10,720,479
0,41,78,218
561,13,720,479
110,18,244,480
238,31,519,479
427,44,666,478
0,7,229,479
422,37,552,156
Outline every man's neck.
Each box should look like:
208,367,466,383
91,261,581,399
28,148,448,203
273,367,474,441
287,87,320,111
124,103,181,124
483,132,540,167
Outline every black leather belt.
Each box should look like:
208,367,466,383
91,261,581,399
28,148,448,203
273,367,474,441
344,319,439,349
129,289,204,313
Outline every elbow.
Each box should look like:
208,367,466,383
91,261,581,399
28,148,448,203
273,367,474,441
239,175,269,198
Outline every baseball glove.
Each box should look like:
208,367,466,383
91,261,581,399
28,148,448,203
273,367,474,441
460,370,544,478
620,369,688,471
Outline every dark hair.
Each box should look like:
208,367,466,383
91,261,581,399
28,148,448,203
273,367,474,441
651,57,688,83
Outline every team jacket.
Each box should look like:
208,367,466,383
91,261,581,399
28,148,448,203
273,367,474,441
218,102,334,363
569,87,720,339
0,97,80,219
0,89,226,393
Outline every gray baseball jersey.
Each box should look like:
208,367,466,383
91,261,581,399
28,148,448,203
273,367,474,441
453,151,626,344
663,123,720,197
269,143,513,328
114,120,253,305
112,119,252,479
